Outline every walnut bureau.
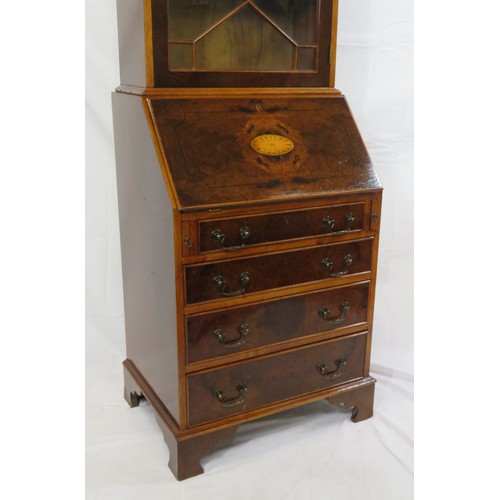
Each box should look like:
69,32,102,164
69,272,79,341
113,0,382,481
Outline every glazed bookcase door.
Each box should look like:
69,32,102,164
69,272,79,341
169,0,319,71
151,0,336,87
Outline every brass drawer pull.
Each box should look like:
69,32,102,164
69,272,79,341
317,358,347,380
214,383,248,408
211,226,251,251
323,212,355,235
321,254,353,277
213,272,251,297
213,323,250,348
319,302,350,325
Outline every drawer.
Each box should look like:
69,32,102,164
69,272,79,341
184,238,372,304
186,282,369,364
199,203,365,253
187,332,367,427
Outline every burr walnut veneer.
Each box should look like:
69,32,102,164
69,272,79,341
113,0,382,481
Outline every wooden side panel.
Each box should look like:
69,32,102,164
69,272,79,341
112,92,180,423
116,0,147,87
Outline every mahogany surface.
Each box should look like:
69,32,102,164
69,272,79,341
198,201,365,253
184,238,373,304
113,92,180,422
186,281,370,364
123,359,376,480
187,332,367,426
146,96,381,210
114,0,382,482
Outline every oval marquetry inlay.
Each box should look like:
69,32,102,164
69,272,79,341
251,134,295,157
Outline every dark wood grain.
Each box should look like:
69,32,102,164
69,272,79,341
179,192,377,264
124,356,375,481
187,332,367,427
186,281,369,364
147,95,381,210
185,238,372,304
199,202,365,253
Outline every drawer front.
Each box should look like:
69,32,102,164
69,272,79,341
187,332,367,427
185,238,372,304
199,203,365,253
186,282,369,364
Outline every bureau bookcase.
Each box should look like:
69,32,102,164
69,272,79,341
113,0,382,480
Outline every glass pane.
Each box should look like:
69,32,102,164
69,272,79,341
195,4,294,70
170,43,193,69
252,0,319,45
297,47,316,70
169,0,244,41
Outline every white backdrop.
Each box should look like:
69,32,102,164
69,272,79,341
86,1,413,497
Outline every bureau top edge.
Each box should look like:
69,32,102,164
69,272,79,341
115,86,344,99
